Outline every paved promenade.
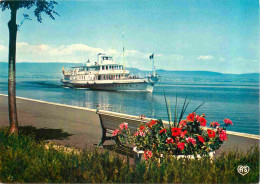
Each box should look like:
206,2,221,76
0,94,259,155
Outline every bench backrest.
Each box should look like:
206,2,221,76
97,110,153,132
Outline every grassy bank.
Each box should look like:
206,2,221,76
0,129,259,183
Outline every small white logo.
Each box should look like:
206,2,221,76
237,165,250,176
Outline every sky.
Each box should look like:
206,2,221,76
0,0,259,74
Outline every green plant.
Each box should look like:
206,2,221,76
0,128,258,183
114,112,233,159
113,95,233,159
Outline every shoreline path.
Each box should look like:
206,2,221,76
0,94,259,155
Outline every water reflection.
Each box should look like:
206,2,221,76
61,89,156,116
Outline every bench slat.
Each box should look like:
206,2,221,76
96,109,155,147
100,114,146,131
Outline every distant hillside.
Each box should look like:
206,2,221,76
127,67,259,83
0,62,259,83
0,62,81,73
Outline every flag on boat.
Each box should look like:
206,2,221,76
149,53,154,60
62,66,65,74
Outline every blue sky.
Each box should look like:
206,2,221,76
0,0,258,73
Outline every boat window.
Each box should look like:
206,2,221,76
106,66,108,70
102,56,112,60
102,57,112,60
102,66,105,70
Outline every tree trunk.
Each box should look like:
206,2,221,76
8,7,18,134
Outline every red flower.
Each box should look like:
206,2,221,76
224,118,233,126
134,131,146,137
112,129,121,136
146,120,157,128
134,131,139,137
187,113,195,121
179,120,187,128
139,125,145,132
198,116,207,126
197,135,205,143
207,129,216,138
177,142,185,151
159,128,167,134
180,130,187,138
139,131,146,137
144,150,152,160
219,130,228,141
166,137,174,144
210,122,220,128
171,127,181,137
119,122,128,130
186,137,196,145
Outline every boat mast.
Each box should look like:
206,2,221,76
123,31,125,77
152,53,155,77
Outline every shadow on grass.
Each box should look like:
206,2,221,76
19,126,73,141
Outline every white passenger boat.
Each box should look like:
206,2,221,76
61,53,159,92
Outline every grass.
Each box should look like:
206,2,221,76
0,128,259,183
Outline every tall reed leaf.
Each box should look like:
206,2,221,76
177,96,188,127
167,99,172,127
174,94,178,127
163,91,171,128
193,101,205,112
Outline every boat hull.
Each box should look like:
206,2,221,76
61,80,155,92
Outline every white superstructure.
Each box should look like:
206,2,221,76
61,53,159,92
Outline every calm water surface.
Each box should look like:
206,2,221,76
0,72,259,135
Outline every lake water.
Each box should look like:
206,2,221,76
0,70,259,135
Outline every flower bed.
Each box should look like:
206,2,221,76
0,128,258,183
113,112,233,160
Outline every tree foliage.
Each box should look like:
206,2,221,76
0,0,59,22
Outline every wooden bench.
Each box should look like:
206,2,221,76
96,109,152,147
